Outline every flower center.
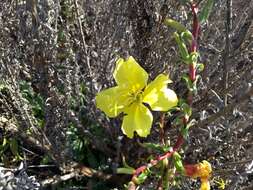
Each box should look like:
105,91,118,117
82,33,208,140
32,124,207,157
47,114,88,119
128,89,143,105
134,92,143,103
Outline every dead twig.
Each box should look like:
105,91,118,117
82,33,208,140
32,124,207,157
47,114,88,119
73,0,92,78
196,86,253,128
41,172,79,187
222,0,232,106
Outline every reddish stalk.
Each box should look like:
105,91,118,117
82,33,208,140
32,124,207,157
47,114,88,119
190,3,200,52
189,2,200,104
189,2,199,83
130,1,201,185
132,135,184,178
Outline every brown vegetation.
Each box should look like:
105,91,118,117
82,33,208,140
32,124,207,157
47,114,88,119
0,0,252,189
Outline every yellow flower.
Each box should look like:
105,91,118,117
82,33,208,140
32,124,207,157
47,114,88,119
214,177,226,190
185,160,212,190
96,56,178,138
195,160,212,179
200,177,211,190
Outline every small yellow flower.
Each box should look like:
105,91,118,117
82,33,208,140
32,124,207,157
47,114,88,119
214,177,226,190
96,56,178,138
184,160,212,190
195,160,212,179
200,177,210,190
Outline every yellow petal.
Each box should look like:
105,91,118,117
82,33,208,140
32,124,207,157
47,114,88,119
121,103,153,138
200,178,210,190
113,56,148,90
198,161,212,178
143,74,178,111
96,86,128,117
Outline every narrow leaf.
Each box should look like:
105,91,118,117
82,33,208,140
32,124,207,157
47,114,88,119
173,32,189,61
173,152,185,173
142,142,170,153
164,18,192,40
199,0,214,23
182,74,193,90
117,167,135,175
10,138,22,160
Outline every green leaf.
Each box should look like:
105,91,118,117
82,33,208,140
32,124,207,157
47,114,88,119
181,126,189,139
181,31,192,43
181,119,196,138
189,52,199,65
182,74,193,90
122,155,134,169
117,167,135,175
174,32,189,62
199,0,214,23
10,138,22,160
173,152,181,161
181,103,192,118
197,63,205,72
164,19,192,40
173,152,184,174
10,139,19,156
0,138,8,153
136,171,149,184
142,142,170,153
175,159,184,173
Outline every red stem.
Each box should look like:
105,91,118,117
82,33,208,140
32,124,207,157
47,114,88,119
189,64,196,82
131,2,201,183
184,164,198,176
189,3,200,82
132,135,184,178
190,3,200,52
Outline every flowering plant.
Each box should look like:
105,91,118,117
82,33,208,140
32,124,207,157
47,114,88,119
96,56,178,138
95,0,214,189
